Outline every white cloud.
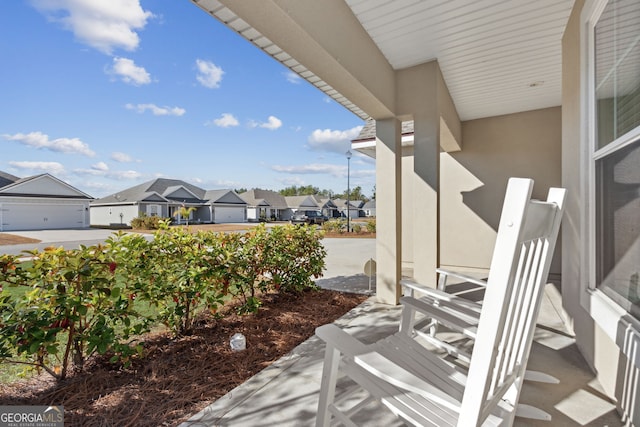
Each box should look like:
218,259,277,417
195,59,224,89
9,161,66,175
125,103,185,116
211,113,239,128
271,162,375,180
277,176,306,186
74,166,142,180
111,152,134,162
110,57,151,85
92,161,109,171
307,126,363,154
285,71,302,84
31,0,153,54
3,131,95,156
272,163,346,178
249,116,282,131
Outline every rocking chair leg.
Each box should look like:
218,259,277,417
317,344,341,427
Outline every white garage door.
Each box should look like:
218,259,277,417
1,203,85,231
213,207,245,223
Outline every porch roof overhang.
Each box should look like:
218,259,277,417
190,0,574,129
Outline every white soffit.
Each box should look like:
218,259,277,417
346,0,575,120
192,0,574,121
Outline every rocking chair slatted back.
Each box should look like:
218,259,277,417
459,180,566,426
315,178,566,427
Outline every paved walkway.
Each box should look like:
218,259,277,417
179,281,623,426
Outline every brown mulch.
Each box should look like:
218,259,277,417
0,234,40,246
0,289,368,426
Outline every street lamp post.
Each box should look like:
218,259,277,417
346,150,352,233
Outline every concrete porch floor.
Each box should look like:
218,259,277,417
180,286,623,426
180,239,623,426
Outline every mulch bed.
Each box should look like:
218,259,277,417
0,289,368,426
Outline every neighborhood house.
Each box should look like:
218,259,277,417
0,171,92,232
90,178,247,226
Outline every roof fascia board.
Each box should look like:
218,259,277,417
207,0,396,119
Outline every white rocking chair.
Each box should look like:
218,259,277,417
316,178,566,426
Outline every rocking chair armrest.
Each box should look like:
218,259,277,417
400,296,479,337
400,279,482,313
315,324,369,357
435,268,488,288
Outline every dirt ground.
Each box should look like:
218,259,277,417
0,289,368,426
0,233,40,246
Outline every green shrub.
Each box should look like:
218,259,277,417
0,223,327,381
322,219,346,234
0,247,150,380
352,223,362,233
366,218,376,233
130,214,166,230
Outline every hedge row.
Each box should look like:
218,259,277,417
0,223,326,381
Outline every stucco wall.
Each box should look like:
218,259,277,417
561,0,624,402
439,107,562,273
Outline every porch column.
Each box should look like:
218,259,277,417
412,114,440,285
375,118,403,304
397,62,441,287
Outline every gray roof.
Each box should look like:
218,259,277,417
91,178,241,206
285,195,319,209
333,198,364,209
0,170,20,189
240,189,289,209
0,173,93,199
363,199,376,209
204,189,247,205
352,118,415,142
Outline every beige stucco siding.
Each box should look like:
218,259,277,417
398,107,562,273
441,107,562,272
560,0,625,402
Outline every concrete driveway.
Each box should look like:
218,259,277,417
0,228,147,255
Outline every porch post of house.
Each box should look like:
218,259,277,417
412,114,439,285
375,118,403,304
397,61,440,287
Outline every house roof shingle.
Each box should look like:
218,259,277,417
0,171,19,189
240,189,289,209
91,178,241,206
352,118,415,142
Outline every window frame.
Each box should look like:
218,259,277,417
581,0,640,334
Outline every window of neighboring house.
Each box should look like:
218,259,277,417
147,204,160,217
590,0,640,318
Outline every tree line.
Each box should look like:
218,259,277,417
235,185,374,202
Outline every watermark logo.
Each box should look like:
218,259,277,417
0,406,63,427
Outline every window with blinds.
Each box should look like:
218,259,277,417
593,0,640,318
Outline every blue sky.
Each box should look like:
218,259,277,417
0,0,373,199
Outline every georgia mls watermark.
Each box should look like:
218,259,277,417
0,406,63,427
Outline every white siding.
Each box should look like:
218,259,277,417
0,202,88,231
213,206,246,223
90,205,140,226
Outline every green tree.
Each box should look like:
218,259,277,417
279,185,329,196
173,205,196,226
337,186,368,202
